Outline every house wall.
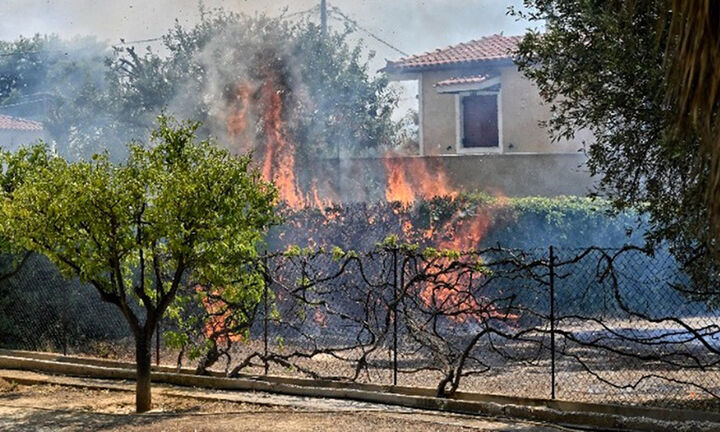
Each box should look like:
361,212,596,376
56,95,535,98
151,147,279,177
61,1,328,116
307,153,596,202
420,70,462,155
419,66,587,156
0,129,46,152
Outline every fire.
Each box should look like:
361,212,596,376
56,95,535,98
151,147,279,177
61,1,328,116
227,75,340,210
227,84,251,137
384,155,457,206
210,63,528,347
221,70,509,324
259,79,305,208
196,285,244,344
417,208,497,322
438,210,492,251
384,158,415,205
225,78,466,214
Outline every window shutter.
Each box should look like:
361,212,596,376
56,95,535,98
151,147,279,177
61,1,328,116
462,94,499,148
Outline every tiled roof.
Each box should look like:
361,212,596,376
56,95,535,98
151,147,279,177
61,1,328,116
384,34,522,72
435,75,492,88
0,114,43,131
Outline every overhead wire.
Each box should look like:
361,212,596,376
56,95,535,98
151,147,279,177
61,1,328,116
0,5,407,59
0,36,164,58
327,5,409,57
282,6,319,20
0,97,52,109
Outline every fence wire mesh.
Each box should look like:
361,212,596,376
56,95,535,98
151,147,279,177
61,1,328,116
1,245,719,410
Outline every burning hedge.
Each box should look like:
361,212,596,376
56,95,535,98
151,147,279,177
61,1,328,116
268,194,644,253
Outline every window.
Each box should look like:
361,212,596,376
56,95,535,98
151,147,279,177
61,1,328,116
459,93,500,150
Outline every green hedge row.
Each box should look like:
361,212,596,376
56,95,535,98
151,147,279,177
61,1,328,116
270,194,646,251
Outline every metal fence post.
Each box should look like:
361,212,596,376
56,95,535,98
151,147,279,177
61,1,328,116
156,274,161,366
263,255,270,376
60,317,68,356
392,247,398,386
549,245,556,400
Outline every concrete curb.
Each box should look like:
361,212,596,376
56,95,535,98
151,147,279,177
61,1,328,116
0,350,717,432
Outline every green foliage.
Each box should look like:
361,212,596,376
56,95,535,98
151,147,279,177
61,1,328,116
0,144,54,278
510,1,711,275
331,246,345,261
0,115,277,409
379,234,399,249
482,195,641,247
47,9,396,161
2,115,277,297
283,245,302,257
422,247,440,259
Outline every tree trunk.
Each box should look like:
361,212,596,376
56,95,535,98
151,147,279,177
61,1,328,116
195,339,220,375
135,333,152,413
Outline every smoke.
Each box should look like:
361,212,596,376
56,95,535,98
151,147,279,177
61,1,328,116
0,0,633,253
1,0,533,136
0,1,531,69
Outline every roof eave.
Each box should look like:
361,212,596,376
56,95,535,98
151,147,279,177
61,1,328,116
381,58,516,77
436,76,502,94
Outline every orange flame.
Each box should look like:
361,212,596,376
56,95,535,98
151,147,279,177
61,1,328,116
196,285,244,344
384,158,415,205
227,84,251,137
227,76,342,209
260,79,305,208
384,155,457,206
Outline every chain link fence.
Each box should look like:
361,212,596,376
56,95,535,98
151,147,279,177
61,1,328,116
1,245,719,410
0,253,142,360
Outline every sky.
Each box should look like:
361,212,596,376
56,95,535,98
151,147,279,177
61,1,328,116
0,1,535,116
0,0,533,66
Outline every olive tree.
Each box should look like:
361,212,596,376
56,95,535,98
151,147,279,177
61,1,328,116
0,115,277,412
509,1,720,291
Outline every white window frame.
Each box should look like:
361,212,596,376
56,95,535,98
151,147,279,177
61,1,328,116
455,90,503,154
418,74,425,156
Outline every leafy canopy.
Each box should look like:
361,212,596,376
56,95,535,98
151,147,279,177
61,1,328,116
103,9,399,160
510,0,713,276
0,145,52,280
0,115,278,335
0,9,399,161
1,115,278,411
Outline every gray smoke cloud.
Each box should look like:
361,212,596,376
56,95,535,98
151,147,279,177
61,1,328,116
1,1,533,122
0,0,531,70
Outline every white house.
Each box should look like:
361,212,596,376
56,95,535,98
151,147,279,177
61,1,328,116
377,34,595,197
0,114,46,152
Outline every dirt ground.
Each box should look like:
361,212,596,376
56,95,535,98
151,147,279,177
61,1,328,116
76,337,720,408
0,375,571,432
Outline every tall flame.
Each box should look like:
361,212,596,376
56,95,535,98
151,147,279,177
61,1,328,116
227,84,251,137
227,76,340,209
259,79,304,208
384,158,415,205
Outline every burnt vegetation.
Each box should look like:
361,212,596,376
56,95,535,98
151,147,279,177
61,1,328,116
166,241,720,405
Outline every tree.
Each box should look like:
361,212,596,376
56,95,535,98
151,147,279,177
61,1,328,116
97,9,399,161
664,1,720,247
0,146,49,292
0,35,112,159
510,1,718,287
0,115,278,412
